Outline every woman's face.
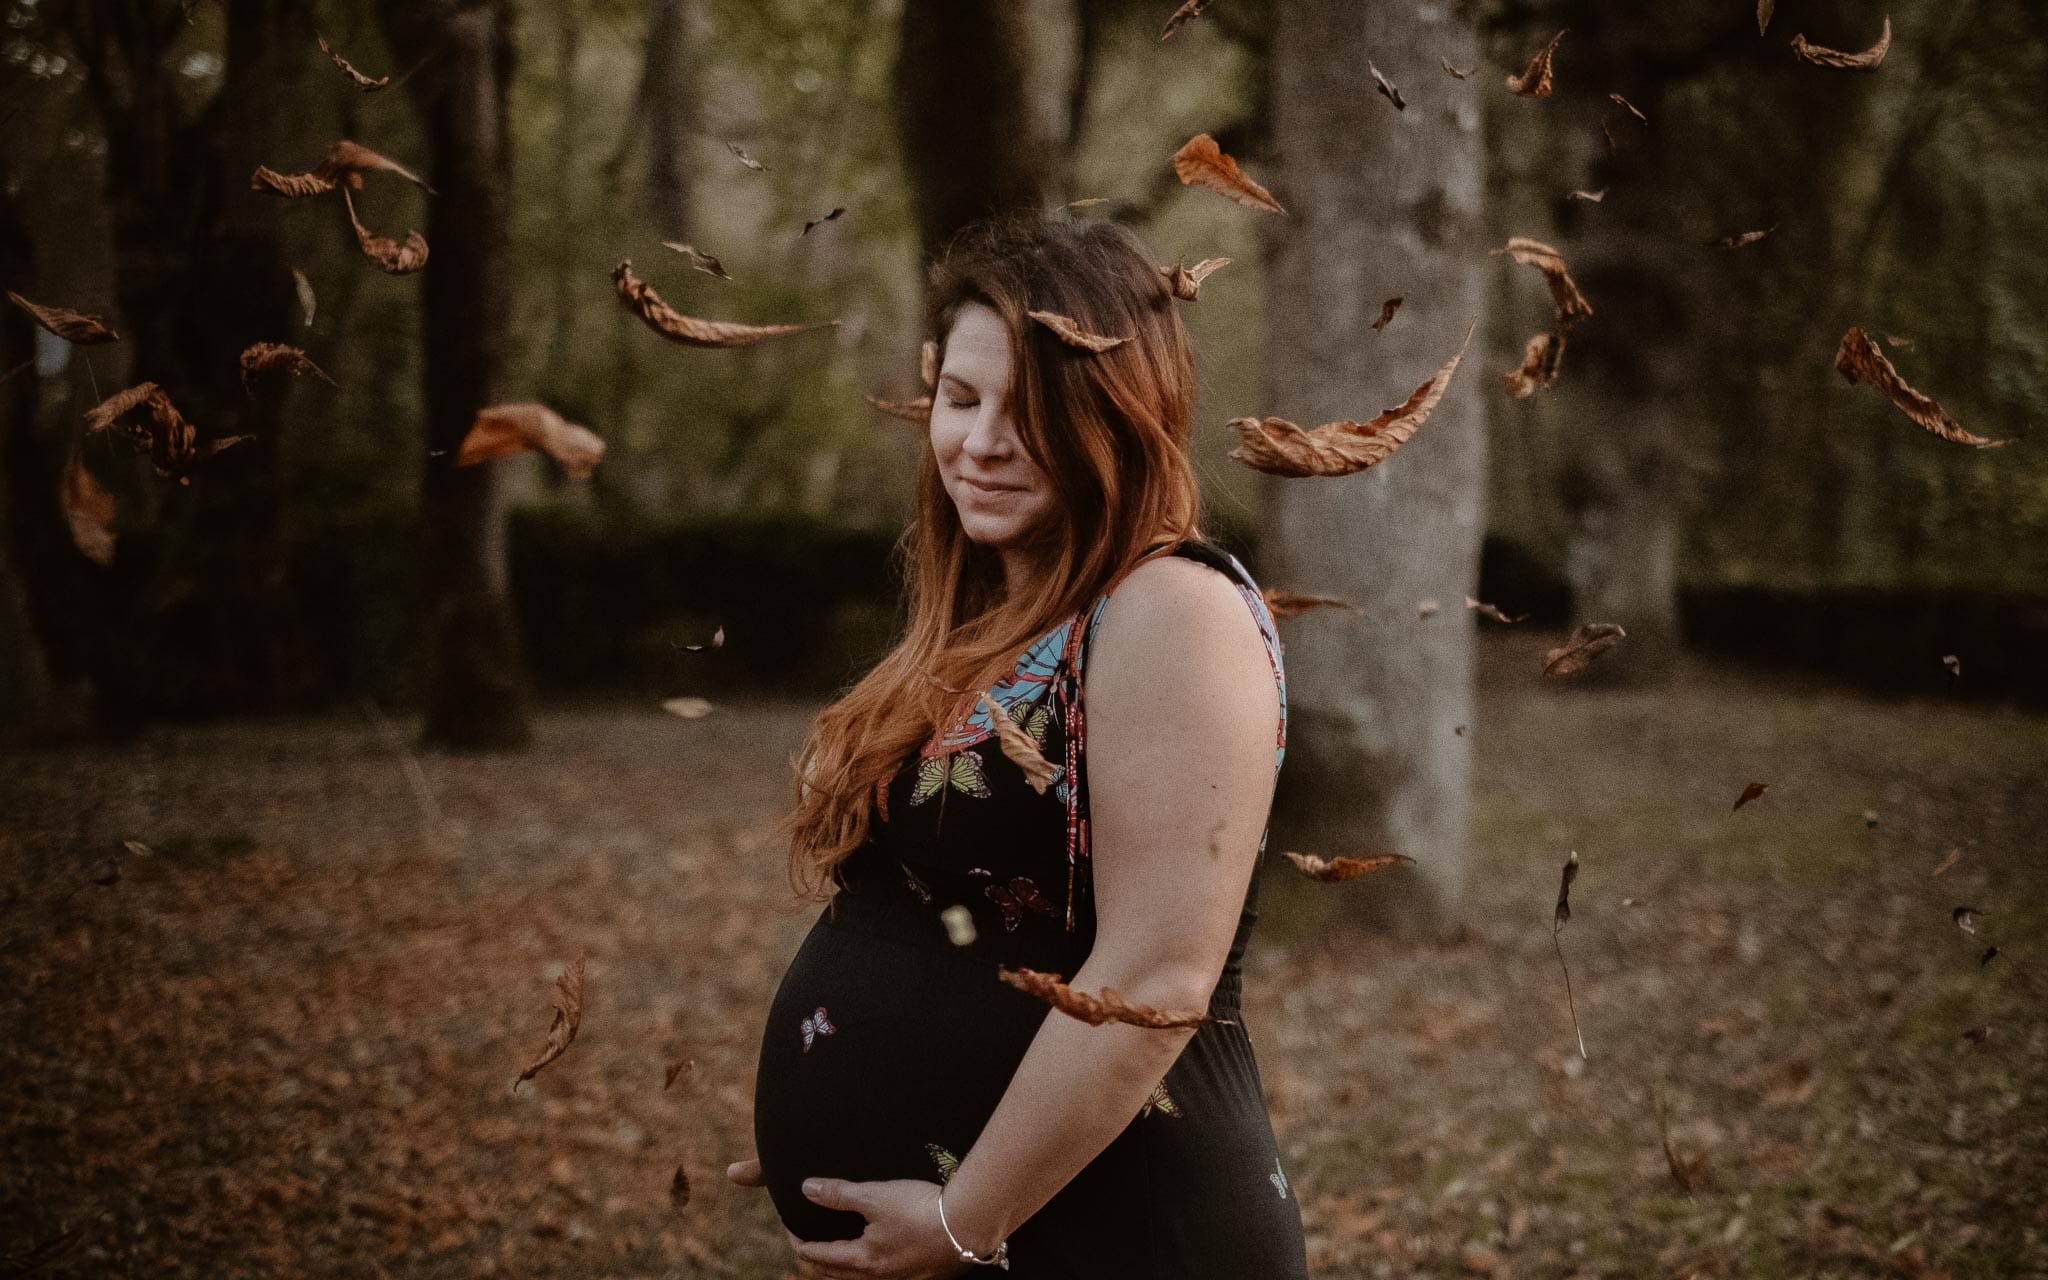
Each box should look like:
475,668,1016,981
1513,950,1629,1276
931,302,1057,553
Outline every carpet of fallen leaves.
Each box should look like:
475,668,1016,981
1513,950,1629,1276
2,635,2043,1279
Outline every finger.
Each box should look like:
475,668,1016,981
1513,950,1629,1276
801,1176,871,1215
794,1237,869,1272
726,1157,764,1187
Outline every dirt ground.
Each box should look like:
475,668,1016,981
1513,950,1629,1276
3,635,2043,1279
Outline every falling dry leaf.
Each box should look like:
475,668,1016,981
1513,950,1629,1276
725,141,766,170
661,242,732,280
921,339,940,389
239,342,336,395
1441,56,1470,79
1228,319,1474,478
1930,848,1962,877
1943,653,1962,677
83,382,251,485
662,697,713,719
1885,333,1913,349
1417,598,1441,619
1835,326,2008,448
1261,588,1353,619
512,951,585,1092
1465,597,1527,624
1554,850,1585,1058
1172,133,1286,214
1543,622,1626,677
317,32,389,89
997,965,1222,1029
7,290,120,344
1569,188,1607,202
291,269,317,327
1492,238,1593,329
1028,309,1130,353
1503,331,1566,398
1733,782,1770,812
865,392,932,424
342,188,428,275
1369,61,1405,110
1791,17,1891,70
801,206,846,236
1281,850,1415,882
253,138,433,198
1707,226,1776,250
1608,93,1648,125
1758,0,1775,36
457,403,605,480
61,449,116,567
670,1166,690,1211
982,692,1058,794
1507,30,1565,96
1158,256,1232,301
612,260,834,348
1952,906,1981,936
1372,297,1402,331
1159,0,1210,41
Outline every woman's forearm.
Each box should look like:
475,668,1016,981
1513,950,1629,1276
935,959,1204,1254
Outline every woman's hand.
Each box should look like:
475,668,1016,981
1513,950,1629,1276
790,1176,977,1280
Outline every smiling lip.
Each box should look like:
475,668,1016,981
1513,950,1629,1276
962,476,1024,495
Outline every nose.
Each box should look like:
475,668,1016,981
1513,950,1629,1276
962,403,1013,463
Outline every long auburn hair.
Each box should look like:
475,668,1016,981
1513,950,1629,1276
777,208,1209,900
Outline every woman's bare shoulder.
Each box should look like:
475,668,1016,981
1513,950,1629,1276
1087,553,1271,692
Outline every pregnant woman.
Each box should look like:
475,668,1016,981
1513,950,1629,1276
728,209,1307,1279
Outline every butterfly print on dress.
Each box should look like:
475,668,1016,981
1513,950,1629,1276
985,876,1056,931
909,748,992,805
800,1007,836,1052
1269,1158,1289,1199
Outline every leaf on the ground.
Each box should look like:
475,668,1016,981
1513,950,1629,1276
1543,622,1625,677
1707,226,1776,250
1758,0,1775,35
317,33,389,89
662,697,713,719
1930,848,1961,877
1569,188,1606,203
292,269,317,327
1229,318,1474,478
670,1166,689,1211
663,1058,693,1089
1441,56,1470,79
1507,30,1565,96
612,260,835,347
1370,61,1405,110
1608,93,1647,125
1158,256,1231,301
7,290,120,344
661,242,732,280
512,951,585,1093
62,449,117,567
1791,17,1891,70
801,206,845,236
1028,309,1131,353
239,342,336,395
1503,330,1566,398
83,382,251,485
1835,326,2007,448
342,188,428,275
1492,238,1593,330
940,904,976,946
997,965,1223,1029
983,692,1058,794
1172,133,1286,214
865,392,932,424
1159,0,1210,41
1952,906,1981,936
1372,297,1402,331
1466,597,1527,624
1732,781,1770,812
457,402,604,479
726,141,766,170
1262,588,1353,619
1282,850,1415,882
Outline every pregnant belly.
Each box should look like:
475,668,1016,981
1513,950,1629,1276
753,913,1056,1241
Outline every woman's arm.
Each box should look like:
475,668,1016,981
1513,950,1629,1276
930,555,1284,1255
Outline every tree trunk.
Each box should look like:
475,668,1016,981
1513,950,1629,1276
378,0,533,750
1256,0,1488,928
891,0,1054,264
0,186,55,736
641,0,695,240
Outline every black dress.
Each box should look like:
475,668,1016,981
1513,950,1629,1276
752,537,1307,1278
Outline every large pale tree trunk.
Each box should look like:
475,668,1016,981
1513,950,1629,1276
1257,0,1488,927
377,0,533,750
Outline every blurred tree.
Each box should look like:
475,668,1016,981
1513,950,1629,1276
376,0,534,749
1257,0,1489,925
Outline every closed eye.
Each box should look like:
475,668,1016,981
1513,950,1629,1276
946,398,977,410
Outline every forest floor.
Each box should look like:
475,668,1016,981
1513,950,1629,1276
2,634,2044,1280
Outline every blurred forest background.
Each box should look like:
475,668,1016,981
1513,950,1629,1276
3,0,2045,1277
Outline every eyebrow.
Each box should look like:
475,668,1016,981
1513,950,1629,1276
938,372,980,392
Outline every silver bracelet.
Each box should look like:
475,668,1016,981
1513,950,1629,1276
937,1187,1010,1270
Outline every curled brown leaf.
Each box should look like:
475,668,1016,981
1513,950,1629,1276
1706,225,1776,250
1465,597,1527,624
612,260,835,347
1229,319,1474,478
7,290,120,344
292,269,317,327
253,138,433,198
661,242,732,280
1569,188,1607,203
997,965,1222,1029
1503,331,1566,398
1733,782,1770,812
1543,622,1626,677
1172,133,1286,214
1370,61,1405,110
1028,309,1130,353
1758,0,1775,35
239,342,336,395
1492,238,1593,329
1791,16,1891,70
317,32,389,89
1440,56,1470,79
62,449,117,567
1158,256,1232,301
1282,850,1415,882
921,339,940,390
1261,588,1354,619
83,382,251,485
864,392,932,425
1507,29,1565,96
343,188,428,275
1834,326,2006,448
1159,0,1210,41
1372,296,1402,332
725,141,766,171
801,206,845,236
1608,93,1647,125
513,951,585,1092
982,692,1058,795
457,402,605,480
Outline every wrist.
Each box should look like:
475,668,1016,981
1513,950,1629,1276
935,1174,1009,1261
